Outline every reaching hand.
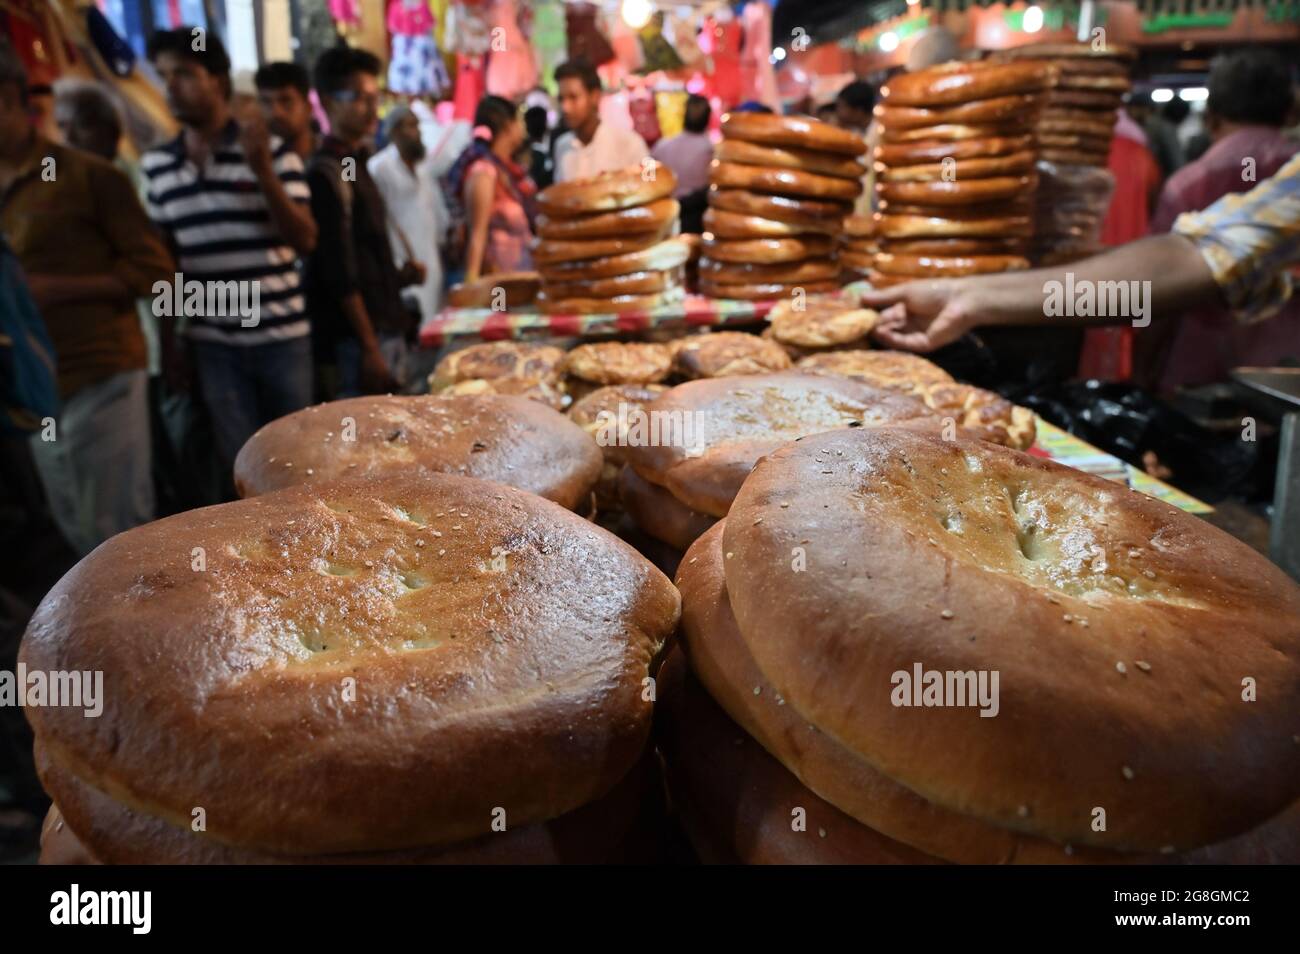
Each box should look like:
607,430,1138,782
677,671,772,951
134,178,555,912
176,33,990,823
860,279,977,353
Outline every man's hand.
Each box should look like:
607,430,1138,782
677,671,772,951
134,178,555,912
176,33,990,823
397,260,427,288
861,279,978,352
361,346,398,394
238,113,275,177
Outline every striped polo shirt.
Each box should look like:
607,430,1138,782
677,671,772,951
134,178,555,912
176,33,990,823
142,120,310,346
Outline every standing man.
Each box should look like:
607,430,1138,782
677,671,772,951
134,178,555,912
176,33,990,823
0,39,173,554
307,45,424,397
1142,49,1300,392
650,94,712,233
368,105,446,328
553,59,648,182
254,61,318,162
143,28,317,481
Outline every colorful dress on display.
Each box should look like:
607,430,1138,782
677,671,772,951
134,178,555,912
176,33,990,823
485,0,538,101
329,0,361,29
637,13,684,74
565,1,615,67
387,0,450,97
446,1,491,120
739,1,778,111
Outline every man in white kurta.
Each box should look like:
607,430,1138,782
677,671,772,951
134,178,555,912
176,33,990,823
368,107,448,326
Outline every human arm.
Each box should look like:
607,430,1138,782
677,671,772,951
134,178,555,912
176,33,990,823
241,117,317,255
463,164,495,283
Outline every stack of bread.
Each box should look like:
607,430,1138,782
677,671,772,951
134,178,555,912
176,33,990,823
29,455,680,862
761,295,879,360
994,42,1134,263
871,59,1053,288
662,426,1300,864
995,42,1133,168
838,214,877,280
700,111,867,301
533,162,691,315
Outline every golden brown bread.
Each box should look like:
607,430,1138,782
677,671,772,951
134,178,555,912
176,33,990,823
655,649,943,864
676,522,1300,863
535,198,679,240
22,472,680,856
698,257,840,286
708,188,852,228
626,371,933,517
232,395,602,510
536,238,692,281
714,138,867,180
710,161,863,202
874,94,1043,130
618,464,717,552
766,296,878,348
873,135,1034,167
881,60,1053,107
721,427,1300,852
720,111,868,156
532,229,673,265
536,162,677,216
430,341,566,391
876,176,1038,207
793,349,955,392
446,272,540,309
38,748,659,864
670,331,793,379
875,151,1037,182
699,235,834,265
563,342,674,385
702,207,836,239
699,279,840,301
919,382,1037,450
568,384,668,511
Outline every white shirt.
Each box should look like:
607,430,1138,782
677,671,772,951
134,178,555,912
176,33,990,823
368,143,448,325
555,121,649,182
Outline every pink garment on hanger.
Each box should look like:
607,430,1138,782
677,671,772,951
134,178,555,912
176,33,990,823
329,0,361,27
708,17,742,109
454,53,486,121
485,0,538,101
740,2,778,110
387,0,433,35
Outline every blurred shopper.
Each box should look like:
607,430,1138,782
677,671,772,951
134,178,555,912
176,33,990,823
1140,50,1300,392
0,41,173,555
369,105,448,327
651,93,712,233
446,95,536,282
553,59,648,182
524,105,554,190
1079,107,1165,382
143,28,316,481
834,80,877,217
1145,98,1187,179
254,61,317,161
308,45,423,397
51,80,122,161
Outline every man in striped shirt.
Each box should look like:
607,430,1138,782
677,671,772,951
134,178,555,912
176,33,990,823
142,28,317,479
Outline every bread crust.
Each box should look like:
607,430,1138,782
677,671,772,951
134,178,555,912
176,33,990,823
626,371,932,516
721,428,1300,852
234,394,601,510
882,60,1053,107
22,472,680,856
710,161,863,202
536,198,679,239
536,162,676,216
720,111,868,156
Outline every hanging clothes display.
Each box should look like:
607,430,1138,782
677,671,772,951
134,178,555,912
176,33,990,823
446,2,491,120
739,1,778,110
637,12,683,75
665,10,703,70
565,1,614,67
700,11,742,109
387,0,450,97
655,89,687,141
485,0,537,101
627,87,661,147
607,11,644,75
329,0,361,30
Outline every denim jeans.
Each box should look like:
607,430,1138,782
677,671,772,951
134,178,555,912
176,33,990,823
191,336,313,472
335,332,411,398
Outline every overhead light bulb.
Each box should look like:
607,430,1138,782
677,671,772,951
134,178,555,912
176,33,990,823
1150,88,1174,103
622,0,653,30
879,31,899,53
1023,6,1044,33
